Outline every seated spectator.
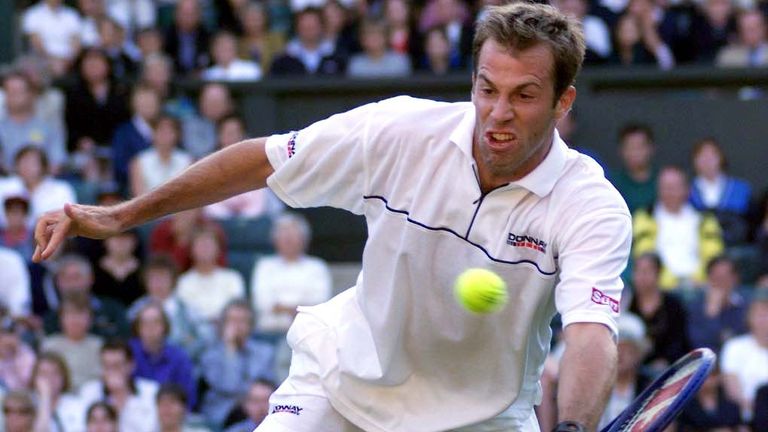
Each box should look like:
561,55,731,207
385,0,422,66
129,302,196,408
130,115,193,197
238,2,286,75
632,165,724,290
417,0,473,69
0,55,66,132
93,229,143,306
182,83,234,160
0,246,31,320
30,352,88,431
418,26,455,75
65,48,130,152
96,17,141,80
717,9,768,67
721,288,768,421
0,146,76,227
252,212,332,333
0,315,36,391
347,19,411,78
224,379,276,432
203,116,284,219
105,0,156,38
689,138,752,245
322,0,358,60
0,71,66,174
156,383,212,432
21,0,82,76
149,208,227,271
611,13,672,68
1,390,37,432
129,255,204,357
177,228,245,323
270,8,346,76
139,54,196,120
200,300,275,427
754,383,768,431
42,254,130,339
677,363,741,431
0,197,34,258
203,31,263,82
627,253,690,370
693,0,736,64
84,401,118,432
40,295,104,390
78,0,108,47
686,256,749,353
112,85,161,194
80,340,159,432
163,0,211,76
597,313,652,430
608,123,658,213
555,0,612,64
136,28,165,60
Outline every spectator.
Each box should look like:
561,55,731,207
21,0,82,76
136,28,165,60
0,316,36,391
155,383,211,432
322,0,357,60
611,13,666,67
252,212,332,333
223,379,276,432
96,17,141,80
203,31,263,81
0,246,31,319
609,124,658,213
418,26,454,75
128,255,204,357
721,288,768,421
0,71,66,173
417,0,473,69
0,55,67,131
40,295,104,390
64,47,130,152
112,85,161,193
214,0,247,33
693,0,736,64
270,8,346,76
555,0,612,64
754,383,768,431
0,146,76,227
93,229,143,306
677,363,741,431
627,253,690,370
1,197,34,258
164,0,211,75
203,116,284,219
80,340,159,432
717,8,768,67
181,83,234,160
42,254,130,338
177,228,245,323
78,0,108,47
139,54,196,120
130,115,193,197
238,3,286,75
149,207,227,271
686,256,749,353
385,0,422,66
689,137,753,246
626,0,675,68
30,352,88,432
105,0,156,37
128,302,196,408
632,165,724,290
1,390,37,432
347,19,411,78
200,300,275,427
84,401,118,432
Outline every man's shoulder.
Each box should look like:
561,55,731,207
556,149,630,214
364,96,471,138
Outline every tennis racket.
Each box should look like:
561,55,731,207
600,348,716,432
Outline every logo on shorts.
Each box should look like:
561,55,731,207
507,232,547,254
591,287,619,313
272,404,304,416
287,132,298,158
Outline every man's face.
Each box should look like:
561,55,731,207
297,12,324,46
157,395,185,429
632,256,659,294
56,263,93,295
224,306,253,342
707,261,737,292
61,306,92,340
657,168,688,212
2,399,35,432
472,39,573,185
620,132,653,171
740,12,766,48
244,383,273,422
101,350,133,387
3,77,35,115
199,85,232,121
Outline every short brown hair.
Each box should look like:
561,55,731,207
472,1,585,100
33,352,72,393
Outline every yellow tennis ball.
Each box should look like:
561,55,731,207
454,268,508,314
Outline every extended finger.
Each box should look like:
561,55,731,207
41,219,70,260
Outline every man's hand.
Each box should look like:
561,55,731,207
33,203,124,262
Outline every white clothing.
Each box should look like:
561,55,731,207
721,334,768,415
177,268,246,321
135,149,193,192
583,15,612,58
105,0,157,34
203,60,263,82
0,247,30,316
79,378,159,432
262,96,632,431
22,2,82,59
0,176,77,228
694,175,725,208
653,203,701,279
50,393,87,432
251,255,333,332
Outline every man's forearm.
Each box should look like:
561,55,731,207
114,138,272,230
557,323,617,431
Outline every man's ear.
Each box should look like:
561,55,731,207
555,86,576,120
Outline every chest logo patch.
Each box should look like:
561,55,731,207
506,232,547,254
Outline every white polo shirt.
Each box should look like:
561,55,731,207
265,96,632,432
22,3,82,60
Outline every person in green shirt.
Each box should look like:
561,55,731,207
609,123,659,213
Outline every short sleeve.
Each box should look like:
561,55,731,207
555,209,632,337
719,338,740,375
265,102,378,214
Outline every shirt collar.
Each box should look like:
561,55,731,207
447,103,476,159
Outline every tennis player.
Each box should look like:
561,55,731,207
33,2,631,431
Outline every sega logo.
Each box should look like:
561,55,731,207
591,287,619,313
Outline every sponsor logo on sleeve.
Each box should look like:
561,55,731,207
287,131,298,158
272,405,304,416
591,287,619,313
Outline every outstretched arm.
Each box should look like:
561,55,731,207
33,137,272,261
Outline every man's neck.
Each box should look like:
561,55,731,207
8,110,33,123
